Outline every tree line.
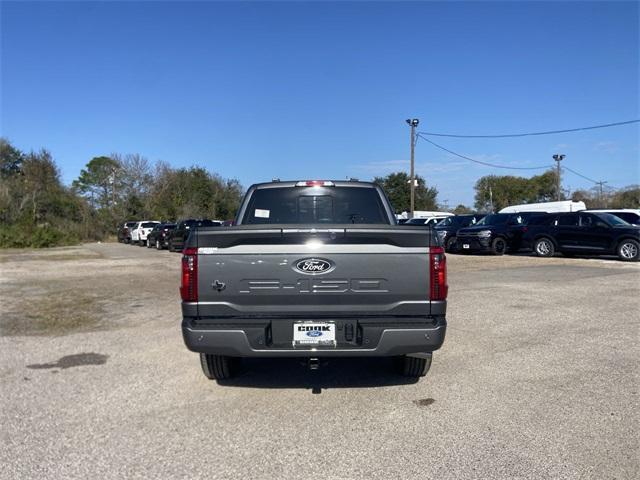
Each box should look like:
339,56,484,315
473,169,639,212
1,137,637,248
0,139,243,248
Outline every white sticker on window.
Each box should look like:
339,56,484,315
254,209,270,218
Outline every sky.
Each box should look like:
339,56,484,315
1,0,638,207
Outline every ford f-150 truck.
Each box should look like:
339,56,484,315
180,180,448,380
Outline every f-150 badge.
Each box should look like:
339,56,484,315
294,258,334,274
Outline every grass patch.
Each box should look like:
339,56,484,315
1,293,104,337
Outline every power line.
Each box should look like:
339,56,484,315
418,119,639,139
417,134,552,170
563,165,598,184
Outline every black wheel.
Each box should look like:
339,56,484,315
617,239,639,262
534,237,555,257
156,239,162,250
199,354,238,380
397,354,432,378
147,238,152,248
491,237,507,255
139,240,145,247
445,236,457,252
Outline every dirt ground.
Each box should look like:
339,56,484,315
0,243,638,479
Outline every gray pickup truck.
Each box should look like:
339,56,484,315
180,180,447,380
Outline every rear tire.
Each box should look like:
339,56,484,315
156,239,162,250
445,236,457,252
200,354,237,380
491,237,507,255
534,237,555,257
617,239,639,262
397,354,432,378
140,240,146,247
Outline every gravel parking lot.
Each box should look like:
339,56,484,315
1,243,638,479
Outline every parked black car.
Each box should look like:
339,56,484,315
434,214,486,252
586,209,640,226
455,212,545,255
168,219,222,252
146,223,177,250
117,221,138,243
522,211,640,261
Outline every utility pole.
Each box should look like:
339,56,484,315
406,118,419,215
552,154,565,201
489,184,494,213
596,180,608,207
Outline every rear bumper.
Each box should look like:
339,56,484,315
182,317,446,357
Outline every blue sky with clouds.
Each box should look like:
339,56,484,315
2,1,638,206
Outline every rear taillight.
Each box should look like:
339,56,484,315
180,247,198,302
429,246,448,301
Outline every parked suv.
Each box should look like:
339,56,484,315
455,212,545,255
130,221,160,246
434,214,486,252
523,211,639,261
168,219,222,252
117,221,138,243
147,223,177,250
587,209,640,226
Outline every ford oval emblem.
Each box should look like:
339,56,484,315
306,330,323,337
294,258,334,275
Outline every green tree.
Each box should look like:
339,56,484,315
474,169,560,212
72,156,121,209
452,204,473,214
0,138,24,179
373,172,438,213
0,142,86,247
609,186,640,208
146,165,243,221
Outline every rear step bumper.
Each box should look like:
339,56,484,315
182,320,446,357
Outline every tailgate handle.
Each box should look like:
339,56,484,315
212,280,226,292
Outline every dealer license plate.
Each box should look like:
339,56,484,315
293,322,336,346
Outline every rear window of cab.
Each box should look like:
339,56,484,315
241,186,388,225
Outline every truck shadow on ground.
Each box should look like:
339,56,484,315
217,357,419,392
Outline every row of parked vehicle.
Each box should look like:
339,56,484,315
117,219,223,251
421,209,640,262
118,207,639,262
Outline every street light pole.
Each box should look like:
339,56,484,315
552,154,565,201
406,118,419,216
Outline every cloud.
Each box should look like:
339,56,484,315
353,159,409,173
593,141,618,153
353,158,470,176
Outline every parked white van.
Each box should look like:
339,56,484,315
499,200,586,214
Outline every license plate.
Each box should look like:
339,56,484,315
293,322,336,346
463,244,470,249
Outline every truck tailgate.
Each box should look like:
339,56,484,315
190,226,440,318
